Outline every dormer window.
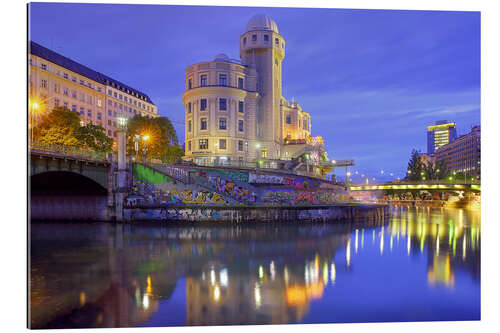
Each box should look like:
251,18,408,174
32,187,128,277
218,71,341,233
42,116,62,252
264,34,269,42
252,34,257,41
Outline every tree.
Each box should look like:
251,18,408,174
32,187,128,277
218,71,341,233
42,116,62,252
75,123,114,153
406,149,424,181
423,159,450,180
35,106,80,146
126,115,184,162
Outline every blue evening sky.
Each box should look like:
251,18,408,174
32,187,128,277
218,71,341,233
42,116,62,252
29,3,480,181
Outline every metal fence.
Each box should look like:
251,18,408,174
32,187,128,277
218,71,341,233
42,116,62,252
29,141,108,160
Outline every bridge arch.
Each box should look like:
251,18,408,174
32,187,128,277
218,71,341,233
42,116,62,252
30,171,110,221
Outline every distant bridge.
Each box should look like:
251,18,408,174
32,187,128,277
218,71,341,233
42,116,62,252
349,181,481,193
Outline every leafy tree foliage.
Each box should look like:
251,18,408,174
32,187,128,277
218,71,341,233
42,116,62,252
35,106,112,152
35,106,81,146
126,115,184,162
406,149,424,181
75,123,114,153
423,159,450,180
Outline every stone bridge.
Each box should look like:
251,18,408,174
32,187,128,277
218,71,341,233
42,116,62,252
29,145,118,221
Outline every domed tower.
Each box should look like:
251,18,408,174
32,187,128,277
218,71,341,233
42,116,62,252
240,14,285,160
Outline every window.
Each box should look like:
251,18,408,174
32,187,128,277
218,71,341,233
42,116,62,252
108,90,112,96
114,92,117,98
79,107,84,115
72,90,77,98
219,98,227,110
80,93,85,101
188,120,191,132
243,37,247,45
286,115,292,124
188,79,192,89
200,75,207,86
119,94,122,100
188,141,191,151
264,34,269,42
199,139,208,150
275,38,279,45
53,83,59,93
187,102,191,113
41,63,46,70
63,88,69,96
72,77,76,82
63,73,68,79
108,120,112,126
88,96,93,104
261,148,268,159
219,139,227,150
63,102,68,109
114,132,117,138
219,118,227,130
238,120,244,132
219,74,227,86
108,100,112,106
200,118,207,130
80,80,84,85
238,78,244,89
108,130,112,136
252,34,257,41
200,99,207,111
41,80,47,88
119,104,122,110
238,140,244,151
124,96,128,102
72,105,76,112
87,109,92,117
54,99,59,107
97,112,102,120
238,101,244,113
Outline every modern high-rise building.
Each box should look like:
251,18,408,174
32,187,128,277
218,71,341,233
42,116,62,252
427,120,457,154
29,41,159,141
435,126,481,179
182,14,325,173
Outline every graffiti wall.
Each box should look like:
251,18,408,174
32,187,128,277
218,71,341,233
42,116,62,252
248,173,320,190
131,164,348,207
262,189,348,205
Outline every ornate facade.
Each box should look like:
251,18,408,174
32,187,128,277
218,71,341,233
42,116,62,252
183,14,326,174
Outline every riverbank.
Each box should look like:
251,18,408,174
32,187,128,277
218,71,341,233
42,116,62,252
123,203,389,223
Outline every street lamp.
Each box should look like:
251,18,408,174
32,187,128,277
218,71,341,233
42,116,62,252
142,134,150,162
134,134,140,160
30,102,39,145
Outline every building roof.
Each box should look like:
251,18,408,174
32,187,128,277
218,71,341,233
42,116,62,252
29,41,155,105
246,14,279,33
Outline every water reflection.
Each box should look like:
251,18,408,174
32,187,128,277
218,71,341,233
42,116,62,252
30,207,480,328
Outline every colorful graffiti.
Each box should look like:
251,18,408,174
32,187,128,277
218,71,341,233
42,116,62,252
204,170,249,183
262,189,347,205
209,176,257,204
248,173,319,190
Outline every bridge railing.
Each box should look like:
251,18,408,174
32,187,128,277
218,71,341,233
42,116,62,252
29,141,108,161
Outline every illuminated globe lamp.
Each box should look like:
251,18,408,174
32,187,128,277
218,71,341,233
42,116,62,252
117,113,128,131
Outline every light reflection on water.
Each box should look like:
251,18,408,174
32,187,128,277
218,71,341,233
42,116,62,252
29,207,480,328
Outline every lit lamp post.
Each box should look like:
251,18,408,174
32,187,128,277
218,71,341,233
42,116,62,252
134,134,140,161
115,114,128,222
142,135,150,163
30,102,39,145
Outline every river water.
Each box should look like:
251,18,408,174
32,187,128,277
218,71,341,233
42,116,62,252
29,206,480,328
